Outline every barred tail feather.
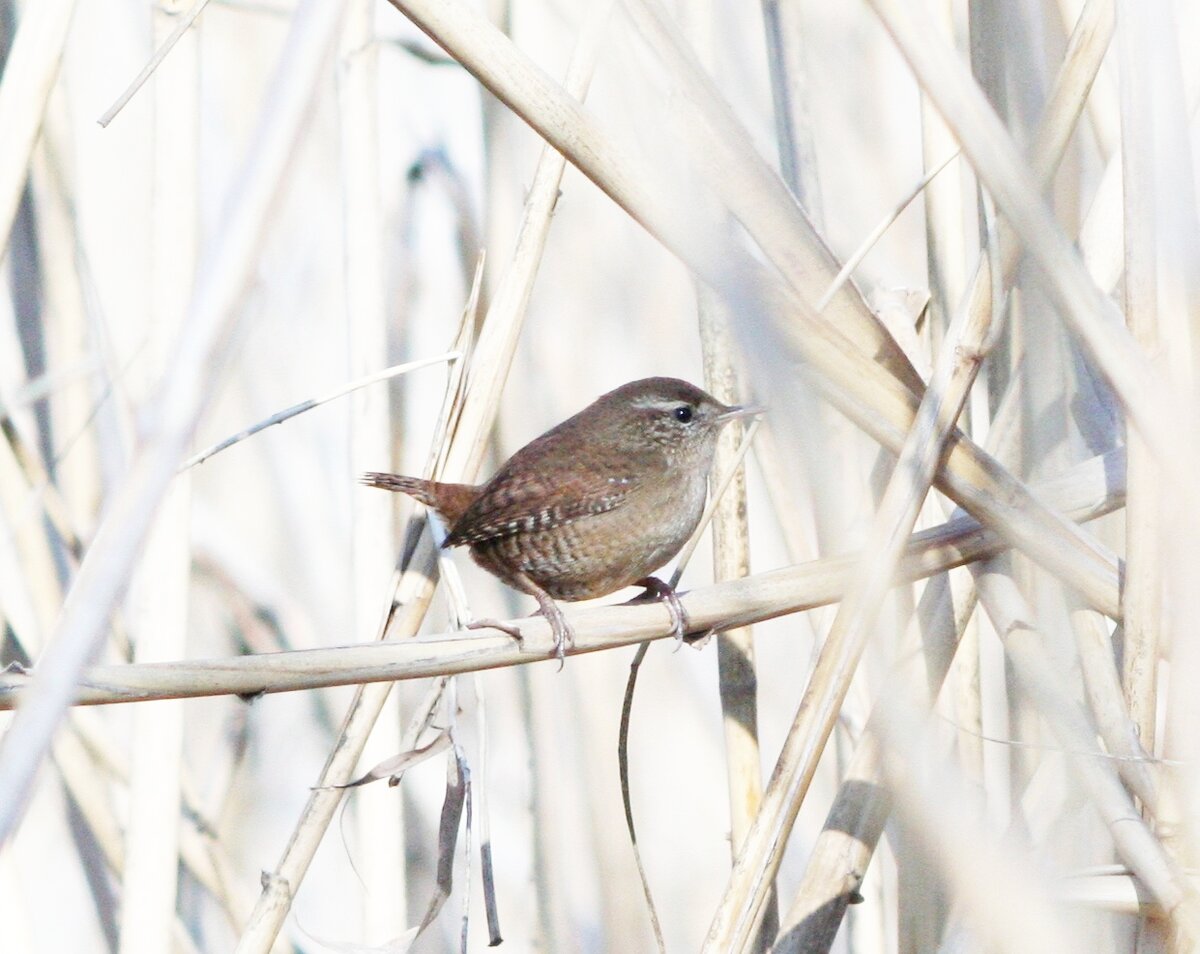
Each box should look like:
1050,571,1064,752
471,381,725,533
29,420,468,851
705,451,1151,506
359,472,480,528
360,472,434,503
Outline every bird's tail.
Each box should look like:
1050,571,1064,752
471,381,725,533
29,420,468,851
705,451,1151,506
360,472,479,528
360,472,439,505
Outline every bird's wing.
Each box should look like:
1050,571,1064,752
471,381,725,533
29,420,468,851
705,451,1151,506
442,462,639,547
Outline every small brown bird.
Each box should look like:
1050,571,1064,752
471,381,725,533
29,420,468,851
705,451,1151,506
362,377,761,661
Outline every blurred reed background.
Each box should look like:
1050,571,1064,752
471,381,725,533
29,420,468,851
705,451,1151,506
0,0,1197,951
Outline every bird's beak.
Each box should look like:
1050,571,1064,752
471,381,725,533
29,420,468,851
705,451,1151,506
718,403,766,422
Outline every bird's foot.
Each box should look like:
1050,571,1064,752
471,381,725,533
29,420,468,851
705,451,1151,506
467,619,524,642
630,576,690,646
535,598,574,670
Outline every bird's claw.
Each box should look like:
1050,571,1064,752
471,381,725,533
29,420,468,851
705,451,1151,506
631,576,690,646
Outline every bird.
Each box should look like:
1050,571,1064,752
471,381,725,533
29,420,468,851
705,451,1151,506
362,377,761,662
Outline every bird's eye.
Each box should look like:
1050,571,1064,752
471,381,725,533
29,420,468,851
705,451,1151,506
673,405,694,423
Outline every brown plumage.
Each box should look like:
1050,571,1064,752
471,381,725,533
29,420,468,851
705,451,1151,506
362,377,760,661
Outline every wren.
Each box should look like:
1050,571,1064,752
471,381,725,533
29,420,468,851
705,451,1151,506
362,377,761,661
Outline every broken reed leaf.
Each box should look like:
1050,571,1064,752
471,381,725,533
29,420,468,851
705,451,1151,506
328,731,452,789
411,743,468,943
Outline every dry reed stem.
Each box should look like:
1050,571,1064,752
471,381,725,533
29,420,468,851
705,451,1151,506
95,0,211,128
339,0,407,940
767,7,1115,941
1124,12,1200,952
0,0,349,843
1072,608,1156,806
705,225,999,952
96,0,211,126
387,0,1128,629
0,446,1124,712
1116,0,1163,769
117,3,198,949
232,291,476,954
52,726,245,938
616,419,763,953
862,555,1102,952
867,0,1175,473
699,292,765,859
0,0,77,263
232,11,614,947
0,404,84,565
707,1,1116,939
22,119,109,570
919,0,969,354
1,376,137,659
772,561,978,953
1080,148,1126,291
40,693,250,940
1061,872,1194,917
743,425,826,659
971,565,1198,940
700,292,772,945
776,381,1035,951
876,692,1089,954
686,0,769,910
1056,0,1120,155
758,0,822,224
0,167,81,653
917,17,975,932
464,675,502,945
621,0,921,394
59,705,245,924
50,730,124,876
0,421,65,644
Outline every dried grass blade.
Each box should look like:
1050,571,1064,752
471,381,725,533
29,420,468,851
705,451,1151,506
181,353,460,470
815,149,961,313
398,742,468,951
617,642,667,954
0,0,350,846
330,731,452,789
96,0,212,127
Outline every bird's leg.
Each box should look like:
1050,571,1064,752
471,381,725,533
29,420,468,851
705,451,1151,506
531,590,573,669
465,578,572,667
630,576,690,645
485,570,574,668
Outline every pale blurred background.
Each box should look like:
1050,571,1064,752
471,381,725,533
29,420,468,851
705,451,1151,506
2,0,1197,951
